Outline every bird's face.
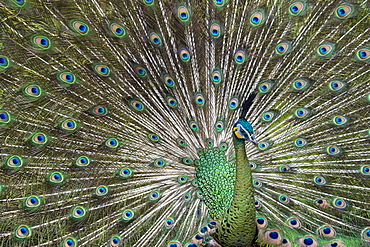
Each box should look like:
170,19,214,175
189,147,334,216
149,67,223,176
233,119,258,145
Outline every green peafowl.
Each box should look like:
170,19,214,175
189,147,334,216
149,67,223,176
0,0,370,246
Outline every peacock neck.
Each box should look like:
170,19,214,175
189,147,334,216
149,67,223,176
215,135,256,246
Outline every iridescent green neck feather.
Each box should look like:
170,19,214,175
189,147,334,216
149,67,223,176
213,135,256,246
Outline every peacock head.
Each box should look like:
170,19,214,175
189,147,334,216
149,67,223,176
233,119,258,145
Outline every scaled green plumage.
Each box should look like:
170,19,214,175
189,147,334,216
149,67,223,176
0,0,370,247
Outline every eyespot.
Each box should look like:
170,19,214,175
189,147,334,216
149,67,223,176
219,141,229,151
5,155,24,169
294,137,308,147
185,243,198,247
165,217,175,229
164,95,178,109
317,42,335,57
292,78,310,91
198,225,209,236
326,145,341,156
177,6,190,22
328,80,346,92
148,190,160,201
253,179,263,188
254,199,261,208
197,148,205,156
297,236,318,247
94,185,109,197
179,47,190,62
117,167,133,178
360,165,370,176
168,241,181,247
183,193,191,202
206,138,214,148
147,133,160,142
71,21,90,35
0,56,10,69
30,132,48,145
356,48,370,62
129,100,145,112
258,141,271,151
134,66,147,77
332,198,347,209
177,175,188,184
149,32,162,46
258,80,273,93
93,64,110,76
109,235,122,247
32,36,51,49
315,198,329,208
278,165,290,172
11,0,26,7
59,119,78,132
314,176,327,185
214,120,224,132
153,158,166,168
104,138,119,149
194,92,206,107
188,120,199,132
263,230,282,245
261,111,275,122
143,0,154,6
332,115,348,126
229,96,240,110
361,227,370,242
275,41,292,55
91,105,108,116
318,225,336,238
63,236,78,247
23,195,41,209
121,209,134,221
256,216,268,229
163,74,176,87
181,157,193,165
23,84,42,98
109,23,126,37
289,1,306,16
279,194,290,204
213,0,226,7
14,225,32,240
249,161,258,170
74,156,90,168
209,23,222,38
192,234,203,243
210,69,223,85
176,138,187,147
335,3,355,19
191,180,199,187
47,171,64,184
294,107,310,119
324,240,344,247
57,71,77,84
70,206,87,220
196,190,203,199
287,217,301,229
0,110,11,124
250,9,265,27
234,50,247,65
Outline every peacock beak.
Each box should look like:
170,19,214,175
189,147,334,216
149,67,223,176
250,135,258,146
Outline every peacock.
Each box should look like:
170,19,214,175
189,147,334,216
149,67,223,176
0,0,369,246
